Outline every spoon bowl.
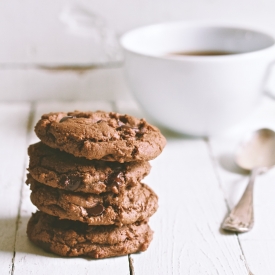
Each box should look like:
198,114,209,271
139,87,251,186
236,128,275,171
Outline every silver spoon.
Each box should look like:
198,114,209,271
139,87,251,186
221,128,275,233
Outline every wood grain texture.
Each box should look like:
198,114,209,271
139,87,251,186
12,101,130,275
2,98,275,274
0,103,31,275
208,97,275,275
117,103,249,274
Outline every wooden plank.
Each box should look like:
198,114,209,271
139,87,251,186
208,97,275,275
117,101,249,274
0,67,131,101
0,102,31,275
13,101,130,275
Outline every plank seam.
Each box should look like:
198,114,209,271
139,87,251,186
10,102,36,275
128,255,135,275
236,238,255,275
203,138,231,211
204,137,252,275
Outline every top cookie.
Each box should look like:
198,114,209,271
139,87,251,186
34,110,166,162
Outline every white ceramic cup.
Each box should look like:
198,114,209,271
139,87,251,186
120,22,275,136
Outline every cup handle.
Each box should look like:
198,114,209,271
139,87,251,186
263,60,275,100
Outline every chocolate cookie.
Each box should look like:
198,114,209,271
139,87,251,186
34,111,166,162
27,142,151,194
29,181,158,226
27,211,153,258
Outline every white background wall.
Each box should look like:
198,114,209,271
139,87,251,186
1,0,275,101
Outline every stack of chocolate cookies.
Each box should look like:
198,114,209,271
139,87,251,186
26,110,166,259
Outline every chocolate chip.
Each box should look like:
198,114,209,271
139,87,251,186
116,125,132,131
117,116,128,124
116,125,145,135
107,171,123,185
135,126,147,134
116,125,138,138
132,127,140,132
117,119,125,126
86,204,105,216
60,175,81,191
59,116,75,123
106,171,123,193
131,146,139,157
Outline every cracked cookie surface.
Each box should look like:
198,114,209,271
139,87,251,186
27,142,151,194
27,211,153,258
34,110,166,162
29,181,158,226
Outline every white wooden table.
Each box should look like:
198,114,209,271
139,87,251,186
2,1,275,274
1,96,275,275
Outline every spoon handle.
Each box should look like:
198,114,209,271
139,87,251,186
221,168,259,233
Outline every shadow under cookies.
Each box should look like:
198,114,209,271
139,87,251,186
0,216,57,258
0,216,131,262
